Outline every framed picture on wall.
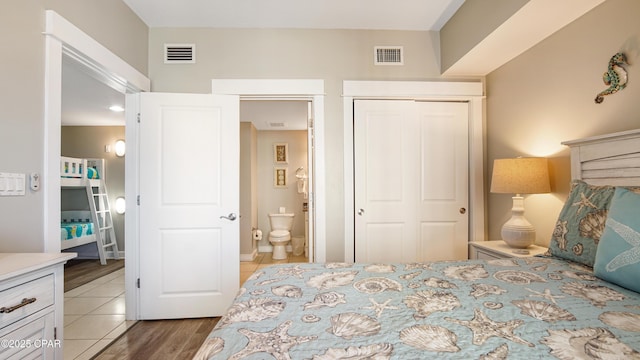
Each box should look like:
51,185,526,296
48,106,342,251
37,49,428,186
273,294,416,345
273,143,288,164
274,166,288,188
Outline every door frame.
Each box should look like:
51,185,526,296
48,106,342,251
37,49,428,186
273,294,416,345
211,79,326,263
342,81,486,262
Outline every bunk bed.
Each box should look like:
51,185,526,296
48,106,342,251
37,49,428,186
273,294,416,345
60,156,119,265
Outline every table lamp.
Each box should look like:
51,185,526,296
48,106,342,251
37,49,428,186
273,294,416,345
490,157,550,249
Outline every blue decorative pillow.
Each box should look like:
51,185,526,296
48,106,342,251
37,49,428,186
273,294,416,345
594,187,640,293
548,180,615,267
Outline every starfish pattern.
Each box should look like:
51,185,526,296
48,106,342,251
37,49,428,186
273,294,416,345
526,287,565,304
230,321,317,360
362,298,398,318
572,192,598,214
605,218,640,271
446,308,534,347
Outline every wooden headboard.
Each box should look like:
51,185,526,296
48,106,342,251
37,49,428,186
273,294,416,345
562,128,640,186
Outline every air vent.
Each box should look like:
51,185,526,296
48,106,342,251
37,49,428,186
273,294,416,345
269,122,285,128
374,46,403,65
164,44,195,64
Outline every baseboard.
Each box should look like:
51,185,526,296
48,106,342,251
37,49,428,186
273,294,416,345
258,244,293,253
240,248,258,262
70,250,125,260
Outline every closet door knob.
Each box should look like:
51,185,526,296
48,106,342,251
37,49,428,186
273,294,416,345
357,209,365,216
459,208,466,214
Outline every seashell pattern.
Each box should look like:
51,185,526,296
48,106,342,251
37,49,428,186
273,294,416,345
511,300,576,322
487,259,518,267
364,264,396,273
423,277,458,289
408,282,421,289
558,270,596,281
312,343,394,360
192,337,224,360
479,343,509,360
325,263,352,269
443,264,489,281
493,270,546,285
304,291,347,310
307,271,358,290
271,285,302,298
400,325,460,352
301,314,321,323
404,290,460,319
400,271,422,280
579,209,607,242
327,313,381,339
599,311,640,332
470,283,507,298
354,277,402,294
552,220,569,250
275,265,312,278
219,298,285,327
257,277,285,286
483,302,503,310
405,263,432,271
541,328,640,359
250,289,266,296
561,282,625,308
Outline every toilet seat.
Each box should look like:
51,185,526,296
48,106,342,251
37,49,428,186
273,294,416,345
270,230,290,240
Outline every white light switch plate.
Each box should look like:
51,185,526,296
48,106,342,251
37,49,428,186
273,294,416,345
0,173,26,196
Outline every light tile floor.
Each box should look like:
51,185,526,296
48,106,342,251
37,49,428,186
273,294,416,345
240,252,308,285
63,268,135,360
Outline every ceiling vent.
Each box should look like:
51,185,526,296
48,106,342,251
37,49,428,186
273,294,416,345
164,44,195,64
374,46,403,65
269,122,286,128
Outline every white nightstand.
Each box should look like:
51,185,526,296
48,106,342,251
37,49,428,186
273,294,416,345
470,240,548,260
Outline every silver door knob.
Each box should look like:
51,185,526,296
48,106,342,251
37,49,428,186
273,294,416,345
220,213,237,221
357,209,365,216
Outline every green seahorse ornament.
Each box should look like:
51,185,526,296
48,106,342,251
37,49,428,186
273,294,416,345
595,52,628,104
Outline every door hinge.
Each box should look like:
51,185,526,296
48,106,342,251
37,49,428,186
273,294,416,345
137,278,141,288
137,113,141,123
137,195,140,205
54,327,57,340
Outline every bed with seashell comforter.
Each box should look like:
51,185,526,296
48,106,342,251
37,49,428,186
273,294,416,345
195,129,640,359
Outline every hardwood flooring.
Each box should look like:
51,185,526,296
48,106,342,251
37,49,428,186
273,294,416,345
64,258,125,292
93,317,220,360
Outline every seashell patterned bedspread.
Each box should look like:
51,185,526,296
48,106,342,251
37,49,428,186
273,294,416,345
195,257,640,359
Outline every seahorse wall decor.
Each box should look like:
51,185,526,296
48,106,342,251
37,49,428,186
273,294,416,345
595,52,628,104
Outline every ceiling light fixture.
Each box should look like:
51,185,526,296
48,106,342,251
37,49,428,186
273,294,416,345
109,105,125,112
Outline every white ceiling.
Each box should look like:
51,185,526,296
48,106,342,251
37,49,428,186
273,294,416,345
122,0,466,31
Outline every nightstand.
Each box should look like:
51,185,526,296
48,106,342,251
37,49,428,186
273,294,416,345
470,240,548,260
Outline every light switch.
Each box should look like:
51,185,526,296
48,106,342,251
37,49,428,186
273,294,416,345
0,172,26,196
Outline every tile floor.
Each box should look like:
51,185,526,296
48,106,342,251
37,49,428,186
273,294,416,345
63,268,135,360
240,252,308,285
62,252,306,359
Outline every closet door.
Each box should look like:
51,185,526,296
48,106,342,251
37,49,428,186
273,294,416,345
137,92,239,319
354,100,468,262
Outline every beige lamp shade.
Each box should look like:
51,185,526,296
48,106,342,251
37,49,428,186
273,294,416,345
490,157,550,195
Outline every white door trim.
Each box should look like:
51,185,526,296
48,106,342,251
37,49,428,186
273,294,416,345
212,79,326,263
343,80,486,263
43,10,150,321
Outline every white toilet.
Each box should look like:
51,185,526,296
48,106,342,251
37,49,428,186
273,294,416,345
268,213,295,260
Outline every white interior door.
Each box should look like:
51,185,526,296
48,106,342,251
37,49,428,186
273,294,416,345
354,100,469,263
138,92,239,319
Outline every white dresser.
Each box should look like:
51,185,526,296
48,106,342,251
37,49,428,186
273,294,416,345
0,253,76,359
469,240,548,260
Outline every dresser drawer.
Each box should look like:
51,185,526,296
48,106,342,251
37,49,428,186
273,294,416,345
0,275,54,329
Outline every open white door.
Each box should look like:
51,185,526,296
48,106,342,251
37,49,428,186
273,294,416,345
137,92,239,319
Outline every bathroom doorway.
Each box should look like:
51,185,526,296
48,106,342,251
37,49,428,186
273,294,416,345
239,99,313,281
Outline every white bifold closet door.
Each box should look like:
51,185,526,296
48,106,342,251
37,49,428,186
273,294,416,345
354,100,469,263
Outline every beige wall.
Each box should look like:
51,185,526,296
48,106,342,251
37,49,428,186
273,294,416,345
256,130,308,249
149,28,444,260
486,0,640,247
61,126,126,254
0,1,147,252
239,122,258,257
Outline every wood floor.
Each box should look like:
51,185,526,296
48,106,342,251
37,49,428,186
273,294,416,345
93,317,219,360
64,258,125,292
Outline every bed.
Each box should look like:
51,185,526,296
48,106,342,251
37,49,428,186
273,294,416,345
195,129,640,359
60,156,118,265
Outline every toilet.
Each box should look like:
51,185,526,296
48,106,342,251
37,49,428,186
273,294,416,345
268,213,295,260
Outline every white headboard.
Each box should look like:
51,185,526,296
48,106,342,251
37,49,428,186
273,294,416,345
562,128,640,186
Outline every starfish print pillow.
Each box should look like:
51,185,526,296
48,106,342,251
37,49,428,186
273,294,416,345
548,180,615,266
594,187,640,293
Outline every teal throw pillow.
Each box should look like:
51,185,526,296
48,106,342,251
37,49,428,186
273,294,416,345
594,187,640,293
548,180,614,267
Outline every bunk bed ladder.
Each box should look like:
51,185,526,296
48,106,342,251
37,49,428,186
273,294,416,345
85,183,120,265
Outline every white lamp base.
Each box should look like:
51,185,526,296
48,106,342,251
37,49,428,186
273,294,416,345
501,196,536,249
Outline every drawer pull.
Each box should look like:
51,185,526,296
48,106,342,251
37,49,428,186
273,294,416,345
0,298,37,314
